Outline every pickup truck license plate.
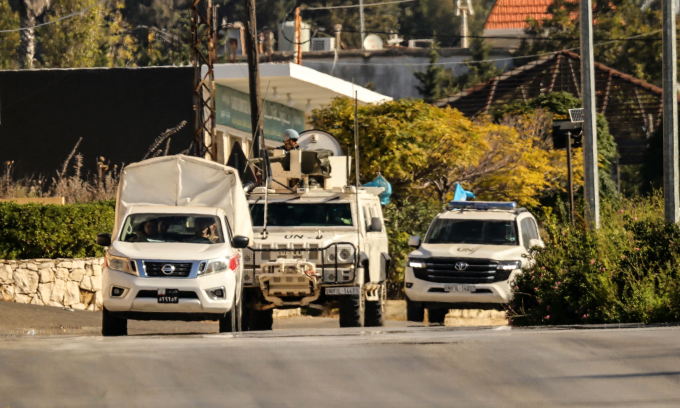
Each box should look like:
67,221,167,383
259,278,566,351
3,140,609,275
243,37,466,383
158,288,179,303
325,287,360,296
444,284,474,293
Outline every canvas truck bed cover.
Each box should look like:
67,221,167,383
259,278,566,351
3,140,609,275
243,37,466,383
114,155,253,241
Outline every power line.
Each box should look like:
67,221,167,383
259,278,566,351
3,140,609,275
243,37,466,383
306,0,417,10
0,0,109,33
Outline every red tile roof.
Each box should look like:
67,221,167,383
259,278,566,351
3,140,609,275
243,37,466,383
485,0,576,30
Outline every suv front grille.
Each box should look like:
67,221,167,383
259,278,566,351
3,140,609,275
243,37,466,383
144,262,192,277
412,258,503,284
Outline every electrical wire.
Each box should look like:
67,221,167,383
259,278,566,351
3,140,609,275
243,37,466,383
0,0,110,33
306,0,417,10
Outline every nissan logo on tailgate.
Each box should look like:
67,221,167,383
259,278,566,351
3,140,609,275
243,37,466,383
454,262,468,271
161,264,176,275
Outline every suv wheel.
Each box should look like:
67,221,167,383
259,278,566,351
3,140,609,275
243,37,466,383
102,307,127,336
427,308,448,325
339,288,365,327
365,284,385,327
406,298,425,322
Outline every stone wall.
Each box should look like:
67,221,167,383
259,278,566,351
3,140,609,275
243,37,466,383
0,258,105,311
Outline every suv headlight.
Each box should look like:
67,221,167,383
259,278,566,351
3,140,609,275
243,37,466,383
497,260,522,271
198,258,229,277
408,258,425,268
106,254,138,276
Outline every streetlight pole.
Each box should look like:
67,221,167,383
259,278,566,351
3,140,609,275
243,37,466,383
663,0,679,222
579,0,599,229
359,0,365,49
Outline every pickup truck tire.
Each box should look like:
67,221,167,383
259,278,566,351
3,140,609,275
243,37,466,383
364,284,385,327
406,298,425,322
219,293,242,333
247,308,273,331
102,307,127,336
339,292,365,327
427,308,448,325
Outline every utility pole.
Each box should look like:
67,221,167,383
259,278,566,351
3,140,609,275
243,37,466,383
456,0,474,49
579,0,599,229
663,0,679,222
191,0,217,159
243,0,264,159
359,0,365,49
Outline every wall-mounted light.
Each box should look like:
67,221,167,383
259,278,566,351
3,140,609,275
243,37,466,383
287,93,294,107
305,99,313,112
272,87,280,100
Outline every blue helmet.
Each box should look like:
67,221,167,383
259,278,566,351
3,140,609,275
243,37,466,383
282,129,299,142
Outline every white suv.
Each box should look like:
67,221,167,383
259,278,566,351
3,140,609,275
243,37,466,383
404,201,543,324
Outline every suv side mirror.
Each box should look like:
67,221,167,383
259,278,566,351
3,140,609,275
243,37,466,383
408,236,421,248
529,238,544,248
96,233,111,247
231,235,250,249
369,217,383,233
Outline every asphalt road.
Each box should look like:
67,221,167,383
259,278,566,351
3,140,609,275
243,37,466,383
1,325,680,407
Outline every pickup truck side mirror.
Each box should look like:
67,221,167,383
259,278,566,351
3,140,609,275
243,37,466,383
96,233,111,247
369,217,383,233
231,235,250,249
408,236,421,248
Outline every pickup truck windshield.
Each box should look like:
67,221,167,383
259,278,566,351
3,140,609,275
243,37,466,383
120,214,225,244
425,219,518,246
250,203,353,227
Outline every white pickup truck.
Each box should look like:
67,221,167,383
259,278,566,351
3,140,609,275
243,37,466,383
96,155,253,336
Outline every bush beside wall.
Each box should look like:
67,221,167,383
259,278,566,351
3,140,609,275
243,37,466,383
0,201,114,260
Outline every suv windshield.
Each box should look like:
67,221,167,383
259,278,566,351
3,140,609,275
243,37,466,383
425,218,518,246
120,214,225,244
250,203,353,227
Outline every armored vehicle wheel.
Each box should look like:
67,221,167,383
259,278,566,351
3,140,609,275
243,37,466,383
406,298,425,322
246,308,273,331
339,292,365,327
219,293,242,333
364,284,385,327
102,307,127,336
427,308,448,325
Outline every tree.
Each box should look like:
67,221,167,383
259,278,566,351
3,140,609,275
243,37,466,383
8,0,50,67
414,41,445,103
448,38,502,92
0,1,22,69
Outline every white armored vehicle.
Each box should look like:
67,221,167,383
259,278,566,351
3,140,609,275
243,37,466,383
404,201,543,324
96,155,253,336
242,131,390,329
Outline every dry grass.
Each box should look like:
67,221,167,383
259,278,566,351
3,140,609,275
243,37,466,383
1,121,187,204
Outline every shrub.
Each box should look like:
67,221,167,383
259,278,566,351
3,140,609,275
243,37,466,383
0,201,115,260
509,193,680,325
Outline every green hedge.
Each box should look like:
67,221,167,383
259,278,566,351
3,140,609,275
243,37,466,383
0,201,115,260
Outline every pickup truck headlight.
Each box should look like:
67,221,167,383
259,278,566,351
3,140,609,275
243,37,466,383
198,258,229,277
497,260,522,270
408,258,426,269
106,254,138,276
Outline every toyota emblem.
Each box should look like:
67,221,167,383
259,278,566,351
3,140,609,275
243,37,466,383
454,262,468,271
161,264,176,275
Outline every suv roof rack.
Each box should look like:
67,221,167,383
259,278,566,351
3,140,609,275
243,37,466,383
447,201,517,211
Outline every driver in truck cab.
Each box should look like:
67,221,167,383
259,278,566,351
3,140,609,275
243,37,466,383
276,129,300,151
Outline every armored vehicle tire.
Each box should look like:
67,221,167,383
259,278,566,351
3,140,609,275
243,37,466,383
339,294,365,327
219,294,242,333
406,298,425,322
428,308,448,325
364,284,385,327
102,307,127,336
246,308,273,331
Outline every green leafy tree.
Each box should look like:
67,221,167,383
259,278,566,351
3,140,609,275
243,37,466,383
414,41,445,103
447,37,502,93
0,1,22,69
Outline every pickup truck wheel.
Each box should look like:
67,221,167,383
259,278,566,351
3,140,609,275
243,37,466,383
406,298,425,322
102,307,127,336
247,308,273,331
339,291,365,327
219,293,242,333
427,308,448,325
364,284,385,327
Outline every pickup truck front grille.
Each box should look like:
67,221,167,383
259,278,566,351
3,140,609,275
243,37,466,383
144,262,192,277
412,258,501,284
